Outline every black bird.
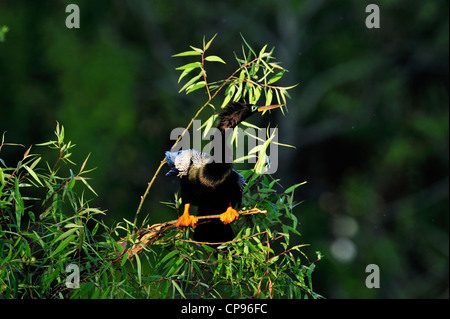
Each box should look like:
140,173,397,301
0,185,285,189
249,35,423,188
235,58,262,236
165,102,282,244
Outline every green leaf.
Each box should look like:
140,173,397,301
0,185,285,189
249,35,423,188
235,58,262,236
178,67,198,83
240,121,260,130
49,234,76,258
135,254,142,285
64,223,83,228
158,250,179,267
240,33,256,57
204,33,217,51
35,141,56,147
205,55,226,64
14,179,24,229
200,114,218,138
178,72,204,93
220,85,235,108
285,181,307,194
58,124,65,144
265,88,273,106
175,62,202,71
76,176,98,196
172,280,186,298
0,167,4,186
190,45,203,53
252,85,262,104
55,227,78,242
259,44,268,59
186,81,206,94
79,153,91,174
24,165,43,186
268,70,285,84
172,50,202,57
29,156,41,170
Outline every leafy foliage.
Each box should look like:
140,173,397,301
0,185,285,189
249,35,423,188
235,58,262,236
0,124,113,298
0,36,320,299
127,35,321,299
1,1,447,299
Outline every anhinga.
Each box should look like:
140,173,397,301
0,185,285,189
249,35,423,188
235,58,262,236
165,102,281,244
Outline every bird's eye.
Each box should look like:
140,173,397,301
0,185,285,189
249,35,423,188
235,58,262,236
251,105,258,112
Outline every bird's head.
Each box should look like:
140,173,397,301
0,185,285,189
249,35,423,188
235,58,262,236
218,102,283,131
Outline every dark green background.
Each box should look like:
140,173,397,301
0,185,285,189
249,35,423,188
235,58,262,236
0,0,448,298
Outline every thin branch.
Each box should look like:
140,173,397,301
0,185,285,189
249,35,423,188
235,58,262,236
118,208,267,260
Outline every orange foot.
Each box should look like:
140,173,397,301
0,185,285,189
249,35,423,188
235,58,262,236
176,204,198,229
220,205,240,225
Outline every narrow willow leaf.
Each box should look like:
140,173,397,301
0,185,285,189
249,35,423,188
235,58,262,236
172,50,202,57
135,253,142,285
240,33,256,56
54,228,78,243
268,70,285,84
221,85,236,108
240,121,259,130
29,157,41,170
205,55,226,64
58,125,65,144
49,234,76,258
204,33,217,51
35,141,56,147
234,73,245,102
253,85,262,104
234,154,257,163
285,181,307,194
175,62,202,71
76,176,98,196
172,280,186,299
248,143,267,155
79,153,91,174
274,88,281,105
157,250,179,267
201,114,218,138
178,67,197,83
24,165,43,186
269,62,284,70
186,81,206,94
265,88,273,106
0,167,4,186
259,44,268,58
274,140,296,149
178,72,203,93
190,45,203,53
14,179,24,229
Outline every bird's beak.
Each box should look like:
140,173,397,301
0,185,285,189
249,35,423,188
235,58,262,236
256,104,283,112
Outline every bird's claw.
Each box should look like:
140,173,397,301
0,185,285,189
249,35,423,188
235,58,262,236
220,206,239,225
176,204,198,229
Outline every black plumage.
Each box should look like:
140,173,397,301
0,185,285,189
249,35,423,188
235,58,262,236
165,102,281,244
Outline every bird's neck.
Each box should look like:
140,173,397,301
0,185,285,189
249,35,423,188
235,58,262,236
201,127,233,184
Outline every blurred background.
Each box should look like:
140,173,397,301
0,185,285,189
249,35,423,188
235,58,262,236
0,0,448,298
